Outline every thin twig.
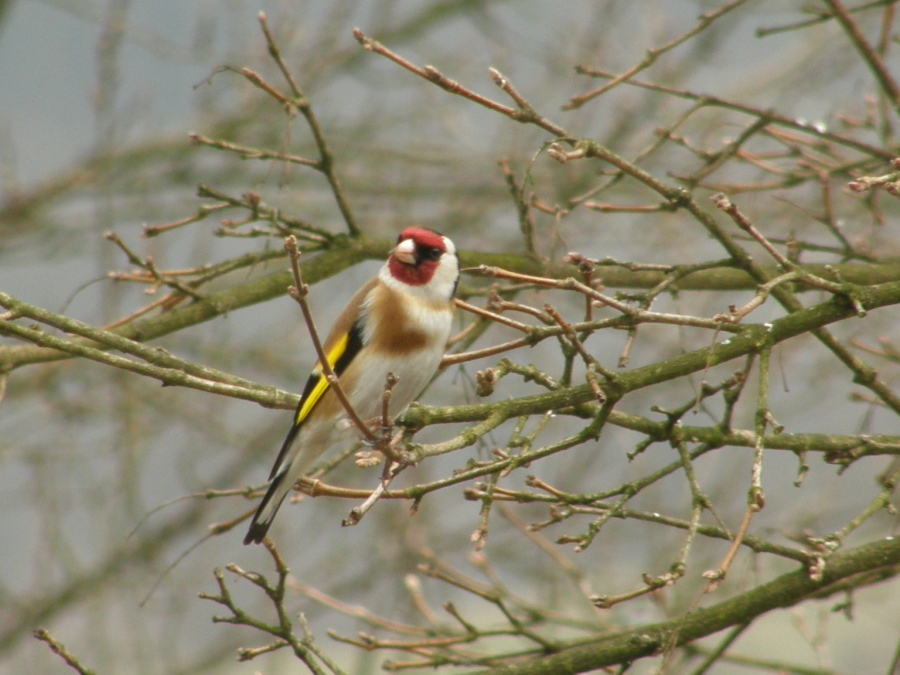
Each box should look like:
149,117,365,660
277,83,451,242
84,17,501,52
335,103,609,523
565,0,751,109
33,629,96,675
821,0,900,111
573,67,896,160
283,236,377,444
353,28,566,137
258,14,359,236
189,133,319,168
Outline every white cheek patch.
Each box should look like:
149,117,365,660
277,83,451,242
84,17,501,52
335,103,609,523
379,252,459,303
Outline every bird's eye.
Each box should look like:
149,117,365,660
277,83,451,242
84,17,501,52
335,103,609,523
421,246,443,261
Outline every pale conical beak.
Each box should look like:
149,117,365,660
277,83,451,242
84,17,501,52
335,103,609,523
392,238,417,265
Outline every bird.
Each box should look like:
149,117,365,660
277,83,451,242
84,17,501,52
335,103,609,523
244,227,459,545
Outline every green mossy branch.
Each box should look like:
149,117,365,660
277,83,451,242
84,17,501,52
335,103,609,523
472,535,900,675
406,279,900,430
0,235,382,372
2,234,897,373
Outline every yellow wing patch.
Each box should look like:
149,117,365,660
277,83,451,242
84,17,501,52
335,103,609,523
295,333,348,425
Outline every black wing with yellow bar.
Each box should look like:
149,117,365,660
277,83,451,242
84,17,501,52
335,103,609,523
266,319,365,480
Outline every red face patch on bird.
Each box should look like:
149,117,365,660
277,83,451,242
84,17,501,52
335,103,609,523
388,228,448,287
398,227,446,252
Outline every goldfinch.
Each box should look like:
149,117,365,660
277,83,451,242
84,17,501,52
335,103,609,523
244,228,459,545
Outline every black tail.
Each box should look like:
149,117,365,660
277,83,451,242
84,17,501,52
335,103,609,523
243,471,288,545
